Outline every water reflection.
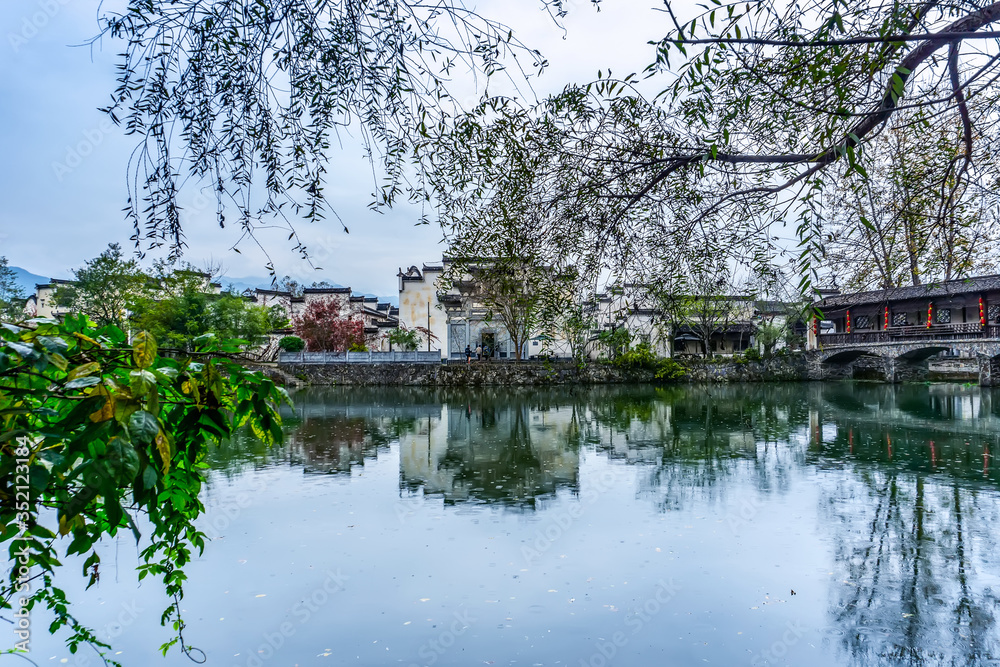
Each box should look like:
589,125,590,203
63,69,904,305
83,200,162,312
254,383,1000,665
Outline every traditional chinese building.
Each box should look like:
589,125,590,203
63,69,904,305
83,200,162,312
810,275,1000,349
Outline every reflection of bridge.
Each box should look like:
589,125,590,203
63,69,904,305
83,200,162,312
816,326,1000,384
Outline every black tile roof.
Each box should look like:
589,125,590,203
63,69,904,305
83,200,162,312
816,274,1000,308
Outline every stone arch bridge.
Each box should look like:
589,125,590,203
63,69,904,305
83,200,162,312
815,331,1000,384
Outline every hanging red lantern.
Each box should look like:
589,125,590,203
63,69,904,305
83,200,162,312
812,316,818,336
846,310,851,333
927,302,933,328
884,305,889,330
980,297,986,326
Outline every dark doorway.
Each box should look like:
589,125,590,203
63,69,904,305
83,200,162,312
482,332,496,358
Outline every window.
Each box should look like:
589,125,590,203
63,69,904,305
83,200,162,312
990,304,1000,323
935,308,951,324
892,312,908,326
855,315,871,329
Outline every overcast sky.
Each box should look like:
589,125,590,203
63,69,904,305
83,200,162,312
1,0,672,296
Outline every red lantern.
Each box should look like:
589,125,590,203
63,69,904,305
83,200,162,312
927,303,933,328
812,316,818,336
884,305,889,330
846,310,851,333
980,297,986,326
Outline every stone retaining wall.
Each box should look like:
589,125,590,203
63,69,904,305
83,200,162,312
281,361,658,386
278,353,983,386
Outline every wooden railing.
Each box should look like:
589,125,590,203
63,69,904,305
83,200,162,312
819,322,1000,347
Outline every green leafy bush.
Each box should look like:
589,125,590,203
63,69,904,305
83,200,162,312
612,343,687,382
743,347,762,362
279,335,305,352
1,316,287,661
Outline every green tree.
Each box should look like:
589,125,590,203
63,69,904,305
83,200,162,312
55,244,149,328
0,257,26,323
756,323,785,358
388,327,421,351
130,263,283,350
823,112,998,290
0,317,286,662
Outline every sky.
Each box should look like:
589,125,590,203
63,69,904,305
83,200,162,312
0,0,673,297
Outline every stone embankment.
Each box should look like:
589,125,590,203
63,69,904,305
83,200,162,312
277,352,986,386
279,361,658,386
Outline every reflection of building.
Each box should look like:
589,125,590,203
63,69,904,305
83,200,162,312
282,395,434,474
399,402,580,506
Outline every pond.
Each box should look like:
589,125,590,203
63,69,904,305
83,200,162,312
22,383,1000,666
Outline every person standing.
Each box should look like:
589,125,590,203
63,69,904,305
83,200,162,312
465,344,472,365
475,343,482,361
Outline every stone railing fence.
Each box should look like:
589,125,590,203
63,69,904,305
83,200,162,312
278,350,441,364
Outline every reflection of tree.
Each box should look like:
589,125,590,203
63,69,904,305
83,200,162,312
584,385,811,512
288,416,385,475
821,471,1000,665
207,381,1000,663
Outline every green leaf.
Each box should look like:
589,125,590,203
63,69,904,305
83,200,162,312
130,370,156,397
142,465,158,490
64,376,102,390
128,410,160,445
5,341,38,360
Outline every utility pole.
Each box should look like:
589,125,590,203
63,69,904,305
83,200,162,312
427,301,431,352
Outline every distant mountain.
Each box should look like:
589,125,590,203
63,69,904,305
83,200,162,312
9,267,56,295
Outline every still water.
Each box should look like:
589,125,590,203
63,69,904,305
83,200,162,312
21,383,1000,666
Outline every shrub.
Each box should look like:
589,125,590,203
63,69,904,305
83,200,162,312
279,335,305,352
654,357,687,381
743,347,762,362
612,343,687,382
613,342,659,371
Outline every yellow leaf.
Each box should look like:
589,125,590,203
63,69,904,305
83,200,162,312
72,332,103,348
182,378,201,404
132,331,158,369
49,353,69,372
88,386,115,423
58,514,83,536
155,430,172,474
249,418,275,446
68,361,101,380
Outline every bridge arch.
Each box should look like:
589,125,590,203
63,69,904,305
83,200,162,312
821,349,884,364
895,346,951,362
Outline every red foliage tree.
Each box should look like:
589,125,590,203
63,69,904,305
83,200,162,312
292,298,367,352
